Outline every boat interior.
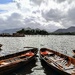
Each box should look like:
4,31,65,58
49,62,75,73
0,50,34,67
40,48,75,75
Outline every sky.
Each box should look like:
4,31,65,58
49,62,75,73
0,0,75,32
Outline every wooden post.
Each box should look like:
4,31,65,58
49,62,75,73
0,44,2,50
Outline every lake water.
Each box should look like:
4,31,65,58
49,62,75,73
0,35,75,75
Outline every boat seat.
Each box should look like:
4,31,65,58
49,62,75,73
52,62,63,70
54,55,58,59
6,59,12,62
64,64,75,70
0,62,9,65
12,58,19,61
54,55,63,61
60,59,67,64
19,56,26,59
55,58,64,62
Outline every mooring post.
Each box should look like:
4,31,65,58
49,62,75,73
0,44,2,50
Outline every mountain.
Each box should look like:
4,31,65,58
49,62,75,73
54,26,75,33
0,30,2,33
0,27,44,34
1,28,23,34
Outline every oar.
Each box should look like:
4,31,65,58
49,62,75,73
24,47,37,49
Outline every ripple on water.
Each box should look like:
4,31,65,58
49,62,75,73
0,35,75,75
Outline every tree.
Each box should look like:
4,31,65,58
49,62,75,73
17,29,25,34
16,28,49,35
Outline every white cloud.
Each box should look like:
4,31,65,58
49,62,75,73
0,2,17,12
0,0,75,32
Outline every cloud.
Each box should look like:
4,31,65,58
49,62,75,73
54,0,73,4
0,0,75,32
68,7,75,22
16,2,21,9
0,13,24,29
0,2,17,12
30,0,43,5
42,8,63,22
41,0,75,29
8,13,23,20
60,7,75,28
54,0,66,3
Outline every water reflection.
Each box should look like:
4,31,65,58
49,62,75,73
30,57,46,75
10,59,37,75
40,60,59,75
10,56,59,75
10,57,59,75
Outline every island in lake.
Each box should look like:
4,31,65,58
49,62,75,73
0,26,75,37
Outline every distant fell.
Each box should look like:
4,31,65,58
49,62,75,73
54,26,75,33
1,27,49,35
1,28,23,34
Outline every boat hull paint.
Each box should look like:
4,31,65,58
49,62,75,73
0,48,38,75
0,56,36,75
40,56,71,75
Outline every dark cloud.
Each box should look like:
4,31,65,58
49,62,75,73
14,0,21,9
54,0,66,3
0,13,44,31
61,7,75,28
16,3,21,9
30,0,43,5
0,18,6,30
8,13,22,19
6,13,23,28
0,13,24,30
54,0,73,4
42,9,63,22
68,8,75,22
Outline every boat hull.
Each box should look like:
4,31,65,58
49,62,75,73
40,56,70,75
0,48,38,75
40,48,75,75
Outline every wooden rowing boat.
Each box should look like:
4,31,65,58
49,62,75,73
0,47,38,75
40,48,75,75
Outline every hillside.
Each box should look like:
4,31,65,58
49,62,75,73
54,26,75,33
0,27,49,35
1,28,23,34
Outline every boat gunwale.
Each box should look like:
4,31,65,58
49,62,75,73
0,48,38,75
40,48,75,75
40,48,75,65
0,48,38,60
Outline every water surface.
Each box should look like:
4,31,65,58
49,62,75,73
0,35,75,75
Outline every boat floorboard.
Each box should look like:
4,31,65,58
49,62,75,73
44,55,75,74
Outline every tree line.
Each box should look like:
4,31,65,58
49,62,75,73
17,28,49,35
16,28,75,35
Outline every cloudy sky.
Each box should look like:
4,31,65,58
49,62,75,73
0,0,75,32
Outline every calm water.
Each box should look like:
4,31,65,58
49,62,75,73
0,35,75,75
